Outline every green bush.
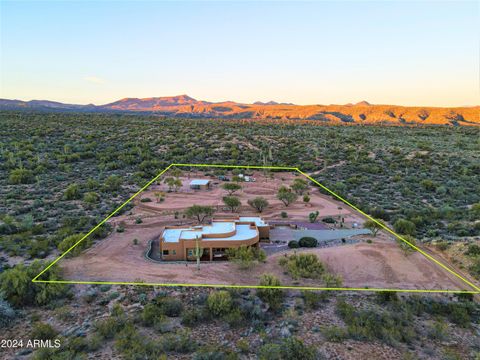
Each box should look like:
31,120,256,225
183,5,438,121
226,245,266,269
256,274,284,312
207,291,232,317
0,261,69,307
0,297,15,327
288,240,299,248
9,168,34,184
57,233,88,256
31,322,58,340
279,253,325,279
298,237,318,248
156,296,183,317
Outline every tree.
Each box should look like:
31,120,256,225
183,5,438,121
248,197,269,213
164,177,182,192
308,211,319,223
0,261,68,307
303,194,310,204
222,183,242,195
257,274,284,312
222,196,241,212
393,219,416,236
185,205,215,224
277,189,298,207
292,178,308,194
397,235,417,256
364,219,384,236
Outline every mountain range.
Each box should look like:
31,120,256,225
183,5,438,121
1,95,478,126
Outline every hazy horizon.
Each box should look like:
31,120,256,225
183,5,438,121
1,1,479,107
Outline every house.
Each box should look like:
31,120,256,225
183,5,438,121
159,217,270,261
189,179,211,190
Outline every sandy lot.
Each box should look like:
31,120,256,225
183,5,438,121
61,229,470,291
59,170,474,291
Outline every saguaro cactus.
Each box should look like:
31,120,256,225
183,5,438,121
193,236,204,270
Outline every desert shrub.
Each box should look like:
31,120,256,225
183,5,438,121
393,219,416,236
226,245,266,269
259,337,317,360
288,240,299,248
281,211,288,218
57,233,88,256
140,197,152,202
279,253,325,279
0,296,15,328
207,291,232,317
298,237,318,248
141,303,165,327
322,217,336,223
193,344,239,360
301,291,325,310
336,300,415,345
0,261,69,307
159,331,197,353
465,244,480,256
182,307,208,327
256,274,284,312
156,296,183,317
322,325,348,342
63,183,81,200
258,343,282,360
9,168,34,184
95,316,126,339
31,322,58,340
376,291,398,303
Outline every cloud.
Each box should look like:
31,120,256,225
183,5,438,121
83,76,106,85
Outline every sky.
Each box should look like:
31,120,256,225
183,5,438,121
0,1,479,107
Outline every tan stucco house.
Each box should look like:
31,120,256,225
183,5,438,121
160,217,269,261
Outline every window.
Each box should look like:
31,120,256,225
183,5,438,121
162,250,169,256
187,249,193,256
172,250,176,255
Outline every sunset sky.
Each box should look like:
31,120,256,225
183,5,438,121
1,1,478,106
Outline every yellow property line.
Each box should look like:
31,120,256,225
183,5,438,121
32,163,480,293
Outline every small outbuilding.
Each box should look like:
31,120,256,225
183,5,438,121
189,179,211,190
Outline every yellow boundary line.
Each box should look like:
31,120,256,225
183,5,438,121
33,163,480,294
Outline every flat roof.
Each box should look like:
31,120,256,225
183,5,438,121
162,221,259,243
239,217,267,226
189,179,210,186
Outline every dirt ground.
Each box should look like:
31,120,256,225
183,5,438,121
118,170,363,227
60,170,474,291
61,231,469,290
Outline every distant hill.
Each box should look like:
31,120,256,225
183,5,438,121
1,96,478,126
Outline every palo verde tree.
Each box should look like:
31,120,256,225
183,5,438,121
222,182,242,196
222,196,241,213
185,205,215,224
247,197,269,213
364,219,384,236
277,186,298,207
292,178,308,195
